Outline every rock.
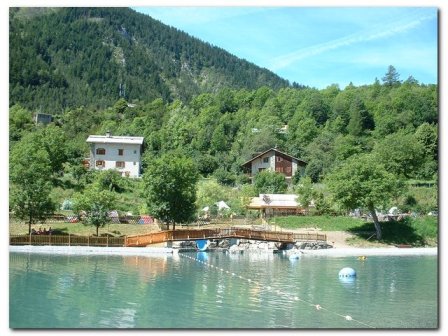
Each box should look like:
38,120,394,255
229,244,243,253
218,239,230,248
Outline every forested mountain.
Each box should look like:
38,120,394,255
9,7,291,112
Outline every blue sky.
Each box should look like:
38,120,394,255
134,7,438,89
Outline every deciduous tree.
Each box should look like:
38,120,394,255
142,154,199,230
326,154,403,240
254,170,287,195
72,186,116,236
10,134,55,234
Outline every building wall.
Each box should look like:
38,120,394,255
274,155,293,176
250,151,275,175
90,142,142,177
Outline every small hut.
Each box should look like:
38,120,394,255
247,194,308,217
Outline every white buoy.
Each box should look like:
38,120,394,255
339,267,356,279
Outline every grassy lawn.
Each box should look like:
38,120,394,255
271,215,438,247
9,221,159,237
270,215,367,231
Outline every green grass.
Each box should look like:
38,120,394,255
9,221,159,237
271,215,367,231
271,215,438,247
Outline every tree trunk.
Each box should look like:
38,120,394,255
96,225,99,237
368,205,382,240
28,210,32,235
172,221,176,231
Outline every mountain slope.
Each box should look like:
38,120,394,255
9,7,291,112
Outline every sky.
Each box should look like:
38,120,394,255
134,7,438,89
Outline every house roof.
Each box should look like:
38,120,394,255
248,194,301,209
241,148,306,167
86,135,144,145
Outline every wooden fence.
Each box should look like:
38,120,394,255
10,228,326,248
9,235,126,247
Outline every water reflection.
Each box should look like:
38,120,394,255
122,255,168,282
9,252,438,328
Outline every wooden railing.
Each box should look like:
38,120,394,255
126,228,326,247
9,235,125,247
125,231,172,247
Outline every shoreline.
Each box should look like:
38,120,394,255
9,245,437,257
9,245,174,256
299,247,437,257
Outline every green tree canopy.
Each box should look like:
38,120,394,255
326,154,404,240
9,104,34,144
295,176,315,209
382,65,401,87
142,154,199,230
372,130,425,179
35,125,68,177
93,169,125,192
253,170,288,195
72,185,116,236
196,179,228,212
10,134,55,233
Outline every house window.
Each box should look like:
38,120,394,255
276,167,284,173
263,157,269,163
118,149,124,156
95,160,105,168
116,161,125,169
276,156,283,162
133,162,136,166
258,168,266,172
96,148,106,155
133,150,137,154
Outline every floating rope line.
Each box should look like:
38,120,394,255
178,252,376,329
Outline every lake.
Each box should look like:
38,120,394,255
9,251,438,328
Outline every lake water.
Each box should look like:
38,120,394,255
9,251,438,329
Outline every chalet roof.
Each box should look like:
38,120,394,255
86,135,144,145
248,194,301,209
242,148,306,167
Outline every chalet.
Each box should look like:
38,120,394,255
86,132,144,178
241,148,306,182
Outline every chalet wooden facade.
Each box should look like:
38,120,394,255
241,148,307,182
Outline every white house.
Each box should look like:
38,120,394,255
86,132,144,178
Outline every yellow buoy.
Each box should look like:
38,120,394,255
358,256,367,261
